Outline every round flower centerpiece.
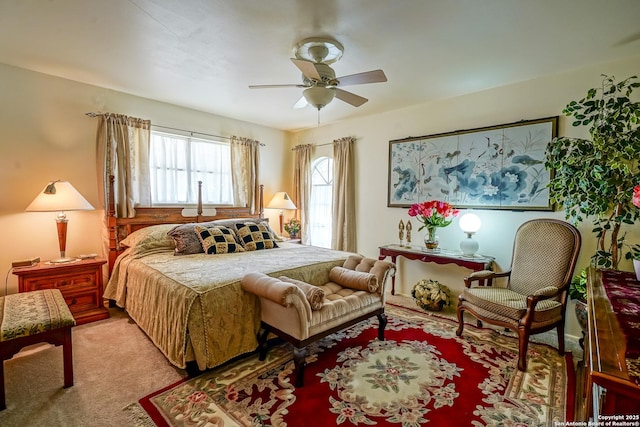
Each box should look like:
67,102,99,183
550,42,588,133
407,200,459,250
284,218,301,239
412,279,451,312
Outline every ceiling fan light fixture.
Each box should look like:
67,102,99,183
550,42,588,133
303,86,335,110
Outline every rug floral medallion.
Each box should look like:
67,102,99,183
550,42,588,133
135,304,571,427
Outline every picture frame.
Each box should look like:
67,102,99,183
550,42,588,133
388,116,558,210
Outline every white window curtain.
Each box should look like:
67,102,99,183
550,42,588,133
332,137,356,252
309,156,333,248
230,136,261,214
293,144,313,244
149,132,233,205
95,113,151,218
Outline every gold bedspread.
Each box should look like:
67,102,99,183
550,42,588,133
104,243,352,370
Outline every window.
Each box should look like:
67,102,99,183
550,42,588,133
309,156,333,248
150,131,233,205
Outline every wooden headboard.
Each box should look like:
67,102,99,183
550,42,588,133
106,175,264,273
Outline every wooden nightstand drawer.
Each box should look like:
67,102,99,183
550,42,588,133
64,290,100,313
13,258,109,325
22,271,96,293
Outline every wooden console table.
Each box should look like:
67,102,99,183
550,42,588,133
378,244,494,295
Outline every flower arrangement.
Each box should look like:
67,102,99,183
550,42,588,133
407,200,459,230
408,200,459,249
412,279,451,311
284,218,301,237
634,185,640,208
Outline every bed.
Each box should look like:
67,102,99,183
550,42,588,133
103,179,354,370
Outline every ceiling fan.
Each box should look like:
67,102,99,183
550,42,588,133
249,37,387,110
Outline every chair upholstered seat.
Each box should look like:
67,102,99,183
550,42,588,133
456,219,581,371
463,288,563,324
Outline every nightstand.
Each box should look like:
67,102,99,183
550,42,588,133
13,258,109,325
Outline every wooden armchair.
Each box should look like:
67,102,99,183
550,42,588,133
456,219,581,371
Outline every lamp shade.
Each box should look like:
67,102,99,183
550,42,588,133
303,86,335,110
459,213,481,234
26,181,94,212
267,192,297,210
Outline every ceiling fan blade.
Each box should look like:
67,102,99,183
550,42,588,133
249,84,305,89
336,69,387,86
291,58,321,80
335,88,368,107
292,96,308,109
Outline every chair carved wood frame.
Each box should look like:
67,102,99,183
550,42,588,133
456,218,581,371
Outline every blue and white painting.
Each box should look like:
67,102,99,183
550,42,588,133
388,117,557,210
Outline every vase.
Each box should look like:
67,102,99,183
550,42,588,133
634,259,640,281
424,226,438,250
574,299,588,349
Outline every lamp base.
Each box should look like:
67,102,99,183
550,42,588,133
460,236,479,257
50,256,77,264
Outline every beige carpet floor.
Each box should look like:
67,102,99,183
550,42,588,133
0,308,185,427
0,295,581,427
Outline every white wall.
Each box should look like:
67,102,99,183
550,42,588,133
0,63,289,295
291,54,640,339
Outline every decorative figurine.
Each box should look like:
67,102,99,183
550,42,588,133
406,220,412,246
398,219,405,246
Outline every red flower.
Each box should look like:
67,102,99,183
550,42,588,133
407,200,459,230
633,185,640,208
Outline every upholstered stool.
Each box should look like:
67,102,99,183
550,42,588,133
0,289,76,410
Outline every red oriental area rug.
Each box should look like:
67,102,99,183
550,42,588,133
131,304,573,426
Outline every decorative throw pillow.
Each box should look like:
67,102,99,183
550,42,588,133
278,276,325,310
234,222,279,251
194,225,245,255
119,224,176,255
329,266,379,293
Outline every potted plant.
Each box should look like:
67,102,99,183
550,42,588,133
545,75,640,270
411,279,451,311
569,269,588,347
284,218,301,239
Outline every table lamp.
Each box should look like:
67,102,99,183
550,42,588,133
459,212,481,256
267,191,297,235
26,180,94,263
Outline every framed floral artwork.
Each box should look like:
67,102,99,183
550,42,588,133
387,117,558,210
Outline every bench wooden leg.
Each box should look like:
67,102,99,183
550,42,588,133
293,347,308,387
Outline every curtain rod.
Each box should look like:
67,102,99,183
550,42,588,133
85,112,265,146
292,139,356,150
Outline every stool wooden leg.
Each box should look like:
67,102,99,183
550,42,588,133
62,327,73,388
0,359,6,410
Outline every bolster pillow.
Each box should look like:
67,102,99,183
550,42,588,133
241,272,297,307
278,276,325,310
329,266,379,293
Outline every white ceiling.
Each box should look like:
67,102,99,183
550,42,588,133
1,0,639,132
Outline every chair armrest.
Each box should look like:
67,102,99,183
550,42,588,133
463,270,511,288
531,286,559,298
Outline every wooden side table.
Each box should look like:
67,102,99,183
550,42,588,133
12,258,109,325
379,244,494,295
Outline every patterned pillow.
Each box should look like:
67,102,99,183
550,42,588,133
235,222,279,251
194,225,245,255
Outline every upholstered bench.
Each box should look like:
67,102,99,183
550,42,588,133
0,289,76,410
241,255,394,386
